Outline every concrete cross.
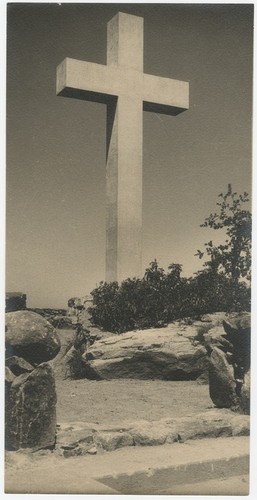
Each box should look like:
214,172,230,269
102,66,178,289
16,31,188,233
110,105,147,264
56,12,189,282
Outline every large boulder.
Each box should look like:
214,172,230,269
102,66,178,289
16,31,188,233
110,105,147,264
208,347,237,408
5,311,61,365
5,363,57,450
5,292,26,312
82,325,208,380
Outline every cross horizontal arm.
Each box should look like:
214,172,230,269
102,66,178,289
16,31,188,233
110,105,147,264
143,73,189,116
57,58,189,114
56,58,119,103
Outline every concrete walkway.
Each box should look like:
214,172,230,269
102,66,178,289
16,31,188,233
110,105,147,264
5,436,249,494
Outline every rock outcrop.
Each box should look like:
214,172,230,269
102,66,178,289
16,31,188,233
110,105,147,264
5,310,61,365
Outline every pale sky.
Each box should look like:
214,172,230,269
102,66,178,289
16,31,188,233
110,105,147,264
6,2,253,308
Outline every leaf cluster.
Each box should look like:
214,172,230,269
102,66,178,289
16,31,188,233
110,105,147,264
198,186,251,283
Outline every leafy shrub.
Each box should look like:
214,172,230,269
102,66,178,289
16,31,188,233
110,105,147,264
89,261,250,334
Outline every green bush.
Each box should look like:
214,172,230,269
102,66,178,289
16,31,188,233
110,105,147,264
88,260,250,334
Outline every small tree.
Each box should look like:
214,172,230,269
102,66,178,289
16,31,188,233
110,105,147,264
195,185,251,310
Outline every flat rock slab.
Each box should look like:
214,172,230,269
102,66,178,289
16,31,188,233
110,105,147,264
5,436,249,494
54,409,249,454
83,325,208,380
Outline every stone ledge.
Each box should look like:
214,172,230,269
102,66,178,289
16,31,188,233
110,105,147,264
55,408,250,455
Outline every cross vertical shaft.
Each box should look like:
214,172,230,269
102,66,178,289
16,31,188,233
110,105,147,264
106,13,143,282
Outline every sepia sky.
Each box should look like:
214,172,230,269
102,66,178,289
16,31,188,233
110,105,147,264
6,2,253,308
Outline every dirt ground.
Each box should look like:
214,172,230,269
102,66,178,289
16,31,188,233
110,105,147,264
56,378,212,424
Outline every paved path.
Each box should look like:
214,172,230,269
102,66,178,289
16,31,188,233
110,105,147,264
6,436,249,494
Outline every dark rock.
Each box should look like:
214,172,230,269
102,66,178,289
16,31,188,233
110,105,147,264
6,292,26,313
5,363,57,450
6,356,34,376
5,311,61,365
208,347,237,408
